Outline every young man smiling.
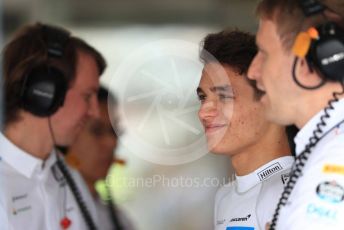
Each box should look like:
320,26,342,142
248,0,344,229
197,29,294,230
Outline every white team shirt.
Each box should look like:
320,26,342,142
215,156,294,230
0,133,98,230
276,98,344,230
95,197,136,230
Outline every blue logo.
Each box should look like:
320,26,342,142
226,227,254,230
316,181,344,204
307,203,337,220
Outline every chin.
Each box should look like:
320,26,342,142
208,144,231,155
58,136,75,147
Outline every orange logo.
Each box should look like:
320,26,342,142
323,164,344,175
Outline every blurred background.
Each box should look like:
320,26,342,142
1,0,259,229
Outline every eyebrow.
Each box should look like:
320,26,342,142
210,85,232,92
256,39,267,54
196,85,233,95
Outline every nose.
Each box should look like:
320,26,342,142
198,100,218,122
88,96,100,119
248,54,261,81
103,134,117,151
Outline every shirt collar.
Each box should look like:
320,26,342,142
0,132,56,178
294,98,344,156
235,156,294,193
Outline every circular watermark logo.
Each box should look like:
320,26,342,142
109,39,231,165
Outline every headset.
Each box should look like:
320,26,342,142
20,24,97,230
269,1,344,229
292,0,344,89
20,24,69,117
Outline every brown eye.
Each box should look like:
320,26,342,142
197,94,206,102
219,94,234,100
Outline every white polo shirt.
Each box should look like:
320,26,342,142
214,156,294,230
276,98,344,230
0,133,98,230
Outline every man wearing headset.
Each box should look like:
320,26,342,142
0,23,105,229
248,0,344,229
197,29,295,230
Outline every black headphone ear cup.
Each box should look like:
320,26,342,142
22,66,67,117
308,23,344,82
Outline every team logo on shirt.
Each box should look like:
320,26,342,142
306,203,337,221
11,193,32,215
316,181,344,204
257,162,283,181
322,164,344,175
230,214,251,222
12,206,32,215
216,219,226,225
334,125,344,136
226,227,254,230
281,173,290,184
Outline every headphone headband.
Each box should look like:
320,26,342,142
40,24,70,58
291,0,344,86
299,0,325,17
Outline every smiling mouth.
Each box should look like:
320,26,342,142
205,124,227,134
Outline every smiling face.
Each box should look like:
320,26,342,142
197,62,270,156
248,19,301,125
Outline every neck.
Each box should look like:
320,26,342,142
230,125,290,176
87,181,98,199
295,82,344,128
4,112,53,160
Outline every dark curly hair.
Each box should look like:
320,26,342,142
200,29,262,99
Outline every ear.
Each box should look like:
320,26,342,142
297,58,324,87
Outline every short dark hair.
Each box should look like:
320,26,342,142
200,29,262,99
256,0,344,51
3,22,106,125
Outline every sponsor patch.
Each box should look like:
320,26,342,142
307,203,337,221
226,227,254,230
316,181,344,204
216,219,226,225
230,214,251,222
334,124,344,136
12,194,28,203
12,206,32,215
323,164,344,175
257,162,283,181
